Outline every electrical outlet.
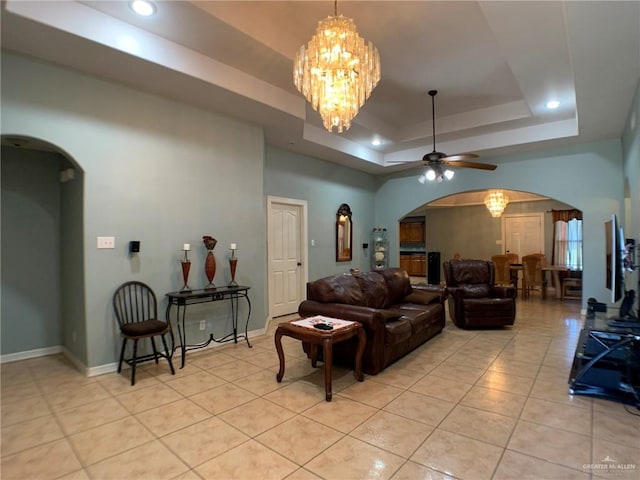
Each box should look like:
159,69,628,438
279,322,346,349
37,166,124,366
199,320,206,330
97,236,115,249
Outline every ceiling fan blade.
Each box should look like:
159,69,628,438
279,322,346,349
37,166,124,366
386,159,422,165
442,159,497,170
441,153,479,162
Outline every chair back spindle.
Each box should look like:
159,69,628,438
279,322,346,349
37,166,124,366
114,281,158,327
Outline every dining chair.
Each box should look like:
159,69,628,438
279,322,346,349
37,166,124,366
506,253,519,265
113,281,175,385
491,254,513,287
522,254,547,299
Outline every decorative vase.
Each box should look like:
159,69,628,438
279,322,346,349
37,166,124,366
180,261,191,293
203,236,217,289
180,246,192,292
229,248,238,287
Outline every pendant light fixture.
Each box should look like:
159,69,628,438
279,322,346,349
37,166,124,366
293,0,381,133
484,190,509,217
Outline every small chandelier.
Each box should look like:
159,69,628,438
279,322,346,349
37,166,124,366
484,190,509,217
293,0,381,133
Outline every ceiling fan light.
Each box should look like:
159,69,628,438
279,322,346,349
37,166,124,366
444,169,455,180
417,174,426,184
425,169,437,181
484,190,509,217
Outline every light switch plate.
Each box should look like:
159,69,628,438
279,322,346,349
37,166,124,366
97,236,115,249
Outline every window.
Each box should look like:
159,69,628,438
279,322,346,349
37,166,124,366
553,218,583,270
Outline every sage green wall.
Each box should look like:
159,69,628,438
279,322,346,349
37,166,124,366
1,51,267,369
1,148,63,354
375,140,625,310
264,146,376,280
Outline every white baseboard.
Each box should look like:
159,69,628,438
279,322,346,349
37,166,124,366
87,362,119,377
0,345,62,364
0,327,269,376
61,346,87,375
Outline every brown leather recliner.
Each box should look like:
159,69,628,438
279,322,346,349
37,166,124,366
443,259,516,328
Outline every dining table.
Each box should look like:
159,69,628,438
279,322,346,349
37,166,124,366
509,264,569,299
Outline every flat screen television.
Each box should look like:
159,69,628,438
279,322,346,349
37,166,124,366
604,214,626,303
605,214,625,304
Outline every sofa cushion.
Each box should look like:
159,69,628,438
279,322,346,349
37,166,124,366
398,309,430,335
401,290,439,306
307,274,365,305
375,268,412,306
384,318,412,345
460,284,491,298
354,271,389,309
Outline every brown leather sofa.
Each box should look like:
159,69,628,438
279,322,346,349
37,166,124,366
443,259,516,328
298,268,446,375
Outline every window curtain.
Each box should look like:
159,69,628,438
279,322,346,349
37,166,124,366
551,209,583,270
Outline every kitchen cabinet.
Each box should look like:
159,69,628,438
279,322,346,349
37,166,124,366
410,254,427,276
399,221,425,244
401,254,426,276
399,255,411,273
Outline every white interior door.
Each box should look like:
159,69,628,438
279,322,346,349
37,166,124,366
503,213,545,259
267,197,307,319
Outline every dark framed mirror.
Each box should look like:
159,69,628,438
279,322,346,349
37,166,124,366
336,203,353,262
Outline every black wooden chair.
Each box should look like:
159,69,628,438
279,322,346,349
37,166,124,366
113,281,175,385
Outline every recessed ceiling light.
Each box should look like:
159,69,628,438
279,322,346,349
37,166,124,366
546,100,560,109
371,138,382,146
130,0,156,16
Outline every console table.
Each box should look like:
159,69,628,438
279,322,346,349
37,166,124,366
165,286,251,368
569,314,639,408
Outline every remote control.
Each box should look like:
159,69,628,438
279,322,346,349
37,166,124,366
313,323,333,330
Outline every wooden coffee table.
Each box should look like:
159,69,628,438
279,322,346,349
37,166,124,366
274,318,366,401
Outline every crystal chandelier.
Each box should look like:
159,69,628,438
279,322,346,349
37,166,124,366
293,1,381,133
484,190,509,217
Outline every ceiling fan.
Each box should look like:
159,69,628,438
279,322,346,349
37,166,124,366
391,90,497,182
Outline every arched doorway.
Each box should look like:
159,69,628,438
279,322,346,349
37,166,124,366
1,135,86,368
399,188,583,299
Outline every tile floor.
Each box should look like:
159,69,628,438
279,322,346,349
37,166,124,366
2,297,639,480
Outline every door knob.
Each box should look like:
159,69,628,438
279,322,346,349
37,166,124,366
297,262,302,266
